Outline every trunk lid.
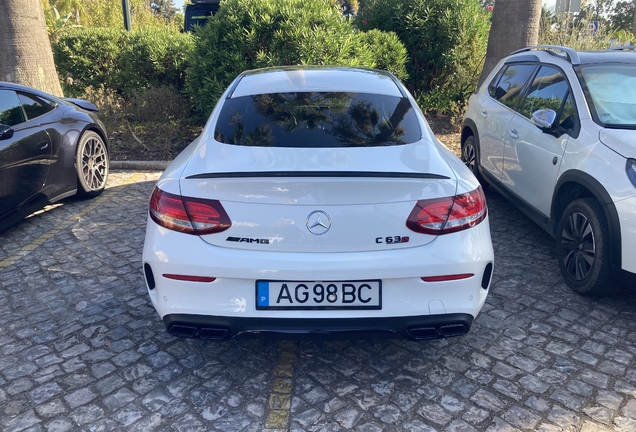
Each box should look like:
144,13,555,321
179,140,458,252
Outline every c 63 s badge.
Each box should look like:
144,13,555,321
376,235,409,244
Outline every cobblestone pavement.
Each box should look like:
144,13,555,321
1,170,636,432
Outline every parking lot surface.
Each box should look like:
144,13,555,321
1,171,636,432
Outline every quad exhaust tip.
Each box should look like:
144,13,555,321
408,323,469,340
168,324,229,340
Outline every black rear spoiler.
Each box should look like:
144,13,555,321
64,98,99,112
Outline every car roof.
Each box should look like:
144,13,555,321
0,81,60,101
231,66,404,98
509,45,636,67
576,49,636,65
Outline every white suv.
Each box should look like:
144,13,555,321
462,45,636,296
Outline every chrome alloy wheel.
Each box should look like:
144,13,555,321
80,135,108,191
560,211,596,281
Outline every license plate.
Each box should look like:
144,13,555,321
256,280,382,310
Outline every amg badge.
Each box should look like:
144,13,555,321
226,237,270,244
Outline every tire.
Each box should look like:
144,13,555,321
461,135,487,188
75,131,109,198
556,198,614,296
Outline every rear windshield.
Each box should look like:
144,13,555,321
214,92,421,147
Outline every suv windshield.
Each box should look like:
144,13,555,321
579,64,636,129
214,92,421,147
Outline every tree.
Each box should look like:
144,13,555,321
477,0,542,89
151,0,179,23
605,1,633,32
0,0,63,96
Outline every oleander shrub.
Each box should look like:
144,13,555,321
356,0,490,115
356,29,409,81
186,0,409,116
53,27,122,94
53,27,194,96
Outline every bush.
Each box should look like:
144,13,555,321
53,27,123,95
356,0,490,115
80,85,199,161
356,29,409,81
117,28,195,96
186,0,409,116
53,27,194,96
539,13,635,50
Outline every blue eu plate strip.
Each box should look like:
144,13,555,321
257,281,269,307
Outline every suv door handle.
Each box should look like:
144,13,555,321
508,129,519,139
481,109,487,118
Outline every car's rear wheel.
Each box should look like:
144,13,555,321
556,198,614,296
461,135,486,187
76,131,109,198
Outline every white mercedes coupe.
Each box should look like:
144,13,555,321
142,66,494,340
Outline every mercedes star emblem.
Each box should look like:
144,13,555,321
306,210,331,235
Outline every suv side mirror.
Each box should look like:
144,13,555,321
532,109,557,130
0,124,14,140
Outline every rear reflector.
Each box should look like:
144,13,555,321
163,274,217,283
407,186,487,235
421,273,474,282
149,187,231,235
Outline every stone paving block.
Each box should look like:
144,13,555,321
2,173,636,431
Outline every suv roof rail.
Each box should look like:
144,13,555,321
510,45,580,65
610,44,636,51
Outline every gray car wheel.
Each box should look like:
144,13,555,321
76,131,109,198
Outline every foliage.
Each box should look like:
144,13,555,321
355,0,490,116
606,1,635,33
41,0,184,34
80,85,199,161
43,6,82,41
355,30,409,81
337,0,360,16
150,0,180,23
185,0,408,116
53,27,194,96
539,12,635,50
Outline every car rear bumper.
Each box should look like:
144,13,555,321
162,313,475,341
142,215,494,337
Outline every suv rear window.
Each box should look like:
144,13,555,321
214,92,421,147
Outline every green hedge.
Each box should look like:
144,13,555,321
357,0,490,115
53,27,194,97
186,0,409,116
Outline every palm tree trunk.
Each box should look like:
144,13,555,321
477,0,543,89
0,0,63,96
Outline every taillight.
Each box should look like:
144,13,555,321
407,187,487,235
163,274,217,283
149,187,231,235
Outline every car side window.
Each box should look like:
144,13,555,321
559,92,579,133
519,66,569,120
489,64,537,111
0,90,27,127
17,92,55,120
